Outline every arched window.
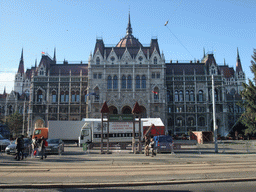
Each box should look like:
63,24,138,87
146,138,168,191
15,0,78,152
121,75,126,89
107,76,112,89
94,87,100,101
154,87,159,100
179,91,183,102
167,90,171,102
187,117,194,126
185,90,189,101
76,91,80,102
51,91,56,103
198,117,205,126
142,75,146,88
154,57,157,64
65,91,69,102
71,91,75,102
127,75,132,89
190,90,194,101
198,90,203,102
113,75,118,89
61,91,64,102
177,117,183,126
38,90,43,103
136,75,140,89
96,57,100,65
175,90,179,102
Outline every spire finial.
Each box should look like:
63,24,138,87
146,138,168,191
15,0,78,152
126,10,132,35
53,47,56,62
237,47,240,60
18,48,25,74
21,48,24,61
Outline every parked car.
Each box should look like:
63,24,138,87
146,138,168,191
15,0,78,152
0,134,10,152
45,139,64,155
5,138,32,156
153,135,173,153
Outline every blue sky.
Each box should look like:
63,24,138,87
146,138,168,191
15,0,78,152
0,0,256,93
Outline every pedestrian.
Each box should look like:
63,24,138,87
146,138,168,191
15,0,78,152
150,137,156,157
32,136,38,157
144,135,150,156
39,136,47,160
15,135,24,161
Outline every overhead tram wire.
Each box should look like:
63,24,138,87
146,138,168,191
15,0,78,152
165,23,194,59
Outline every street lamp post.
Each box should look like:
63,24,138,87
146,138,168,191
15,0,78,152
212,75,218,153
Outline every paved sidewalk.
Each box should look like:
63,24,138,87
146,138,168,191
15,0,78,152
1,142,256,188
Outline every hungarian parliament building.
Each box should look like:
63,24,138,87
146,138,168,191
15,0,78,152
0,15,245,137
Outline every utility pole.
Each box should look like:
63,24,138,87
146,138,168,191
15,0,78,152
212,75,218,153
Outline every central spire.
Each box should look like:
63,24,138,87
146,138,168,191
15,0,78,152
126,11,132,35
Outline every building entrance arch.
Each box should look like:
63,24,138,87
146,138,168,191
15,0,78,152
109,106,118,114
122,106,132,114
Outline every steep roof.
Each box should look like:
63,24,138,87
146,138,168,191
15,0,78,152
49,64,88,76
166,63,205,75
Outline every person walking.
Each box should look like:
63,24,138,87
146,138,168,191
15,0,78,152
144,135,150,156
16,135,24,161
39,136,47,160
149,137,156,157
32,136,38,157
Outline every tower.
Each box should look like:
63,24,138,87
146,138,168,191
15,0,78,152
14,49,25,95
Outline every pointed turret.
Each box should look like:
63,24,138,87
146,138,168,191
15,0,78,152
35,59,37,68
126,11,132,35
3,86,6,95
236,47,243,72
18,48,24,74
53,47,56,63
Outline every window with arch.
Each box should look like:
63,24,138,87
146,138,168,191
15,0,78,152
138,56,143,64
177,117,183,126
175,90,179,102
142,75,146,88
107,76,112,89
198,90,203,102
71,91,76,102
127,75,132,89
185,90,189,101
61,91,65,102
136,75,140,89
51,91,56,103
154,57,157,64
110,56,115,64
153,88,159,100
38,90,43,103
198,117,205,126
167,90,171,102
96,57,100,65
65,91,69,102
187,117,194,126
121,75,126,89
113,75,118,89
179,91,183,102
190,90,194,101
76,91,80,102
94,87,100,101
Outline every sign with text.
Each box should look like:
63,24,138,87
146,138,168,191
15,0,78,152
109,114,134,122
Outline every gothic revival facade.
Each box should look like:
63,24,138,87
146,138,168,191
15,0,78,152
0,14,245,137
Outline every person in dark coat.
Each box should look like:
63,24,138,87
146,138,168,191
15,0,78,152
40,136,47,160
16,135,24,161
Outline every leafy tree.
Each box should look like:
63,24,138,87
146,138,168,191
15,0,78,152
240,49,256,135
6,111,24,137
